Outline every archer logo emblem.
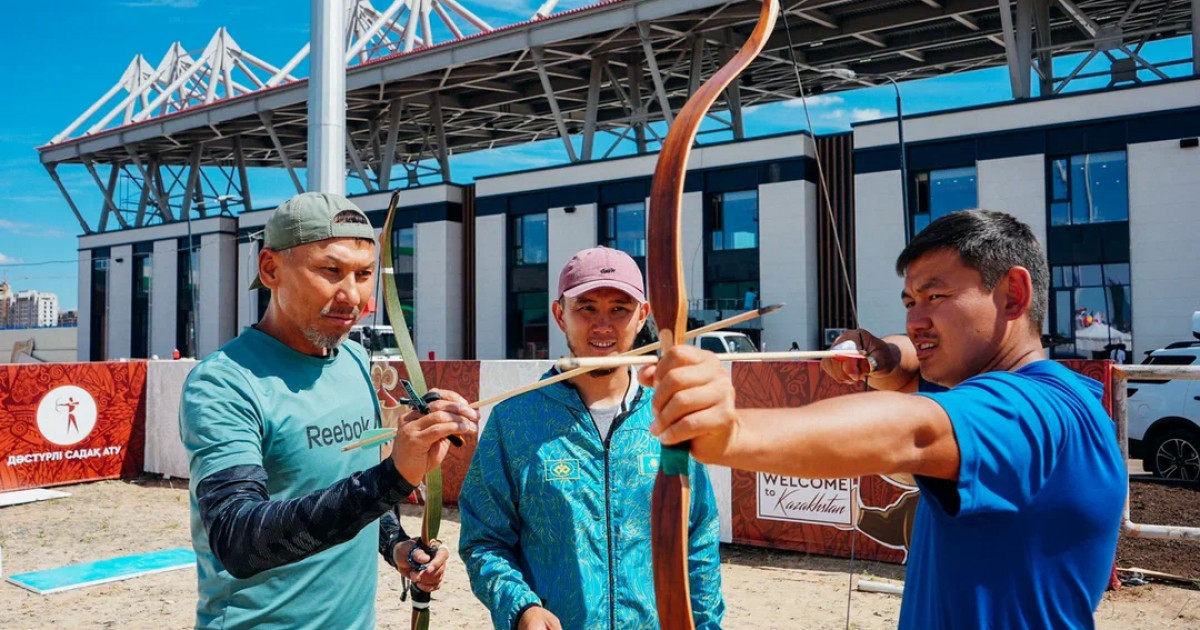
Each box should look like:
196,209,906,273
545,459,579,481
36,385,98,446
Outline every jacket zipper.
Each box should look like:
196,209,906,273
577,385,643,630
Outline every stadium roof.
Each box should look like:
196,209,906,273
37,0,1198,232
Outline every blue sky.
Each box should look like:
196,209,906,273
0,1,1192,310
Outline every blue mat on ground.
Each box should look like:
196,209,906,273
6,548,196,594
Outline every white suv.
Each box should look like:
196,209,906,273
691,331,758,354
348,325,401,358
1127,342,1200,482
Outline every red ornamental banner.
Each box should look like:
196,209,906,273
1058,359,1114,415
373,360,481,504
729,361,912,564
0,362,147,492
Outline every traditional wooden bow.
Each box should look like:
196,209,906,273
645,1,779,628
380,190,444,630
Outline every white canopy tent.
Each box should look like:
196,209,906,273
1074,321,1133,355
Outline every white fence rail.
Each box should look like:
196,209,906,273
1112,364,1200,541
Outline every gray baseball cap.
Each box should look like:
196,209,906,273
250,192,377,290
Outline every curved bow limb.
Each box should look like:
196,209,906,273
645,1,779,629
380,190,445,630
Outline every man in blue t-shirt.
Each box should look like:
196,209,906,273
642,210,1126,629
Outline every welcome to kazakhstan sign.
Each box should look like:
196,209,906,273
756,473,852,527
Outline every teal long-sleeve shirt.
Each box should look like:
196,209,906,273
458,370,725,630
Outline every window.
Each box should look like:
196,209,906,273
600,202,646,262
726,335,757,353
90,247,109,361
909,166,977,237
699,337,726,353
711,190,758,251
130,242,152,358
708,281,759,312
177,237,198,358
1049,151,1128,226
509,213,549,359
704,189,760,333
514,213,548,266
1130,353,1195,384
513,292,549,359
380,225,417,338
1049,262,1132,359
1144,355,1196,366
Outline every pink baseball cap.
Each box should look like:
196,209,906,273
557,246,645,302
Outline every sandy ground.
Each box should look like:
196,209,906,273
1,478,1197,630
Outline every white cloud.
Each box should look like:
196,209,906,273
745,95,844,117
780,94,845,108
0,253,22,265
850,108,885,122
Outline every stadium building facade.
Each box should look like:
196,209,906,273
71,76,1200,362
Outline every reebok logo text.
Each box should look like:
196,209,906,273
306,416,373,449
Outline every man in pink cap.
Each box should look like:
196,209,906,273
553,245,649,361
459,247,725,630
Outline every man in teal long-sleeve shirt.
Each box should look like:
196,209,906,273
459,247,725,630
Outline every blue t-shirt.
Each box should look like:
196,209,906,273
900,360,1126,629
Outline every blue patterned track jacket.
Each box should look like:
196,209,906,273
458,370,725,630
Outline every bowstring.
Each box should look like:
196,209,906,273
779,5,860,629
778,5,859,331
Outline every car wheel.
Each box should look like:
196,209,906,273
1148,428,1200,482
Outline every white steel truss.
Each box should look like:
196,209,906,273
268,0,494,87
533,0,561,20
53,29,291,144
51,0,495,145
